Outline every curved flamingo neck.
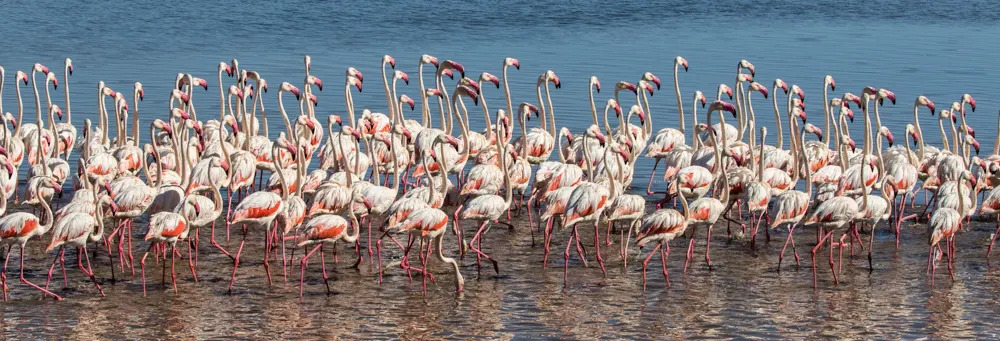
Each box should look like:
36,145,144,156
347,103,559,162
674,62,685,134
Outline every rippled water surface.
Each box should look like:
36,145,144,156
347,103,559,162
3,0,1000,339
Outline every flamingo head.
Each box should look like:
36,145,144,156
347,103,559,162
905,124,919,145
16,71,28,85
750,82,768,99
962,94,976,112
442,68,454,80
446,135,461,150
774,79,789,94
422,54,439,68
400,94,415,111
307,75,323,91
461,77,481,94
966,126,976,138
720,84,734,99
458,85,479,106
171,108,190,121
481,72,499,89
880,126,894,147
971,137,981,155
695,91,707,108
610,99,622,117
847,138,857,152
825,75,835,91
0,146,8,158
46,72,59,89
616,81,637,95
520,102,539,119
709,100,737,117
2,162,12,178
505,57,519,70
308,93,318,106
843,107,855,122
347,67,363,83
399,126,412,141
729,150,744,166
739,59,755,76
383,55,396,69
425,88,443,98
545,70,560,89
878,89,896,106
220,62,234,77
218,158,230,172
590,76,601,93
228,85,243,99
395,70,410,85
675,56,689,71
792,104,806,122
791,85,804,101
65,58,73,75
640,81,655,96
843,93,861,108
195,77,209,91
362,197,374,212
804,123,822,141
618,145,631,162
738,73,754,83
172,89,190,103
135,82,145,101
561,127,574,143
34,63,50,74
916,96,936,114
53,105,63,120
642,72,661,90
330,115,343,127
281,82,301,100
443,60,465,78
631,105,646,125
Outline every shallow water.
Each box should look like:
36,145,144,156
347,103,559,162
3,0,1000,338
2,198,1000,339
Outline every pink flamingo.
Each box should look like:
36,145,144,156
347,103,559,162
44,175,111,297
644,57,689,195
295,201,371,297
0,178,62,300
927,171,971,283
635,175,689,291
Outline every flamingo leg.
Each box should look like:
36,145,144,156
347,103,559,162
593,220,606,276
81,245,104,296
868,222,877,271
683,228,696,274
660,242,670,287
705,225,714,270
641,243,661,292
140,247,152,297
226,226,248,294
778,224,793,271
605,220,613,246
468,220,499,275
319,244,332,295
298,243,323,298
542,218,554,268
563,230,575,288
573,225,588,267
812,229,833,288
170,245,178,294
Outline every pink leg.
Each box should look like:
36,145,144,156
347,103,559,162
298,243,323,298
660,242,671,287
563,231,575,288
593,221,606,275
646,159,660,195
140,249,150,297
641,243,661,291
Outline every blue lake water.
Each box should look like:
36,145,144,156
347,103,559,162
2,0,1000,338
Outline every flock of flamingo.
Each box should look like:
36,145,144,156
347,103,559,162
0,55,995,301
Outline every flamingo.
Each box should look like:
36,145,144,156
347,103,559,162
43,173,112,297
769,125,815,270
457,112,514,275
635,174,689,290
0,178,62,300
54,58,76,162
927,171,971,283
224,142,289,292
295,197,371,297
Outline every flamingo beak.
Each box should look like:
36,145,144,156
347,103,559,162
886,132,895,147
402,72,410,85
406,98,415,110
650,76,661,90
291,88,301,100
595,81,601,93
139,89,145,101
309,93,318,106
511,59,520,70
